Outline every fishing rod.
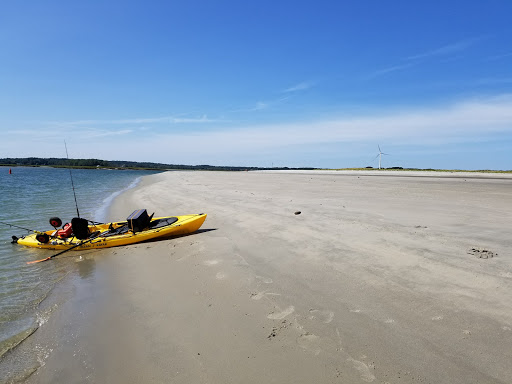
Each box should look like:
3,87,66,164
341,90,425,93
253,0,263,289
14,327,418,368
0,220,43,234
63,143,106,225
0,220,54,244
26,233,103,264
64,140,80,218
63,143,104,226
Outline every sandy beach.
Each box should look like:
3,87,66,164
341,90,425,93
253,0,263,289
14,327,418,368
25,170,512,383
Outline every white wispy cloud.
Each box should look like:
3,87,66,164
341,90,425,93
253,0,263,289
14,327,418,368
252,102,268,111
170,115,218,123
47,117,171,126
406,37,483,61
407,39,479,60
476,77,512,85
47,115,220,127
84,129,134,138
485,52,512,61
366,63,414,79
233,97,291,113
9,127,135,141
367,37,485,79
283,81,315,93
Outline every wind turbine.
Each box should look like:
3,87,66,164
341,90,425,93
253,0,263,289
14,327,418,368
373,145,389,169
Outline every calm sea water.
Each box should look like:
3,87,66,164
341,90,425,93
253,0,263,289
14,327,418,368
0,166,159,382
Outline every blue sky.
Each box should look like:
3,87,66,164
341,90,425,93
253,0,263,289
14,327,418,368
1,0,511,169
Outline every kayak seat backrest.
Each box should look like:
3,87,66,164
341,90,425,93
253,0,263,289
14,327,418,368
71,217,90,240
127,209,153,233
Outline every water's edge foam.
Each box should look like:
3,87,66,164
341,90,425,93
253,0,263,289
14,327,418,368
93,176,142,222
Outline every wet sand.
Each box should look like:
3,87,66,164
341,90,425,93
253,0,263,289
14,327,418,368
26,170,512,383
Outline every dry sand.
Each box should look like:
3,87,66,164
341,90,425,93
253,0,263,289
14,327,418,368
27,170,512,383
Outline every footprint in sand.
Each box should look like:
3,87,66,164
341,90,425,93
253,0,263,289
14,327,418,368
267,306,295,320
467,248,496,259
309,309,335,324
256,275,273,284
347,358,376,382
204,260,220,266
234,257,250,267
250,291,281,300
251,292,266,300
297,333,322,355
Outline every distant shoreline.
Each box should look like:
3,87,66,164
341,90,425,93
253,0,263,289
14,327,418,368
1,159,510,173
1,164,167,171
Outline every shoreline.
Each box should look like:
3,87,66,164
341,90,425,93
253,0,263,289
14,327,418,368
24,170,512,383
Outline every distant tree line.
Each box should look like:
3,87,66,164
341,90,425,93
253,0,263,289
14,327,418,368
0,157,317,171
0,157,111,168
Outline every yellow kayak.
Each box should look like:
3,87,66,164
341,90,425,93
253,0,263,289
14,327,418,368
17,213,207,251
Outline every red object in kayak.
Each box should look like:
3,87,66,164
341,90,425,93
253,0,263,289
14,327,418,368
57,223,73,238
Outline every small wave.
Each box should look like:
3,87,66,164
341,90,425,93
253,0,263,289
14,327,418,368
93,176,142,222
0,365,39,384
0,326,38,359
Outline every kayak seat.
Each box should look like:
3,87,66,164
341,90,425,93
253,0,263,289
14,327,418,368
149,217,179,229
71,217,90,240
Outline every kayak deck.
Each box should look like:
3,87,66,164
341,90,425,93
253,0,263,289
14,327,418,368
17,214,207,251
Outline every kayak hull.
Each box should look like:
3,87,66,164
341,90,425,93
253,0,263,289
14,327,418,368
17,214,207,251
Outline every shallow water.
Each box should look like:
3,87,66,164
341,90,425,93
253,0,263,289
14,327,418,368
0,166,159,382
